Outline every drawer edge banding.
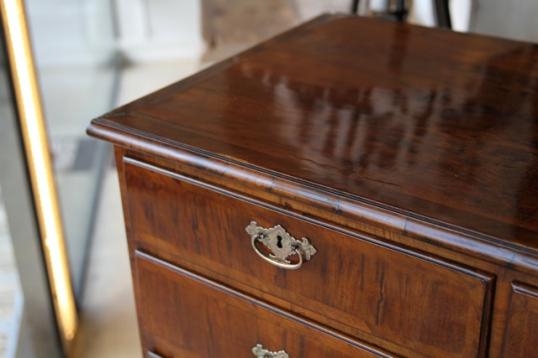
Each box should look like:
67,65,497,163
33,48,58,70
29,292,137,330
134,250,394,358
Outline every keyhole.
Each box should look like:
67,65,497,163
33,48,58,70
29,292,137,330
276,235,283,248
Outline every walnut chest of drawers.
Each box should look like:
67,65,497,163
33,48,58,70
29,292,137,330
88,15,538,358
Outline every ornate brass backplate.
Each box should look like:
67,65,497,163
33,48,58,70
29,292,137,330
252,343,289,358
245,221,317,269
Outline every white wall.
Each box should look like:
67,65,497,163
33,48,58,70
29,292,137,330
411,0,474,31
471,0,538,42
27,0,115,67
115,0,205,63
409,0,538,41
27,0,204,67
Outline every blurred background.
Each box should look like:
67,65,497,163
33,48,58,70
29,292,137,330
0,0,537,357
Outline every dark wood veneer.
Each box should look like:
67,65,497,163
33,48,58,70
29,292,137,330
501,282,538,357
124,157,494,357
134,251,390,357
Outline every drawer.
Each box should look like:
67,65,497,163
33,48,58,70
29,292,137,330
134,251,389,357
123,158,494,357
501,282,538,357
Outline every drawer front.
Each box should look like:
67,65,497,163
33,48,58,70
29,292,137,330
134,251,388,358
124,159,493,357
501,282,538,358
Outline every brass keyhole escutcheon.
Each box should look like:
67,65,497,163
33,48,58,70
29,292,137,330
245,221,317,270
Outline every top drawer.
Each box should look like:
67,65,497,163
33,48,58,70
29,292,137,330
122,157,493,357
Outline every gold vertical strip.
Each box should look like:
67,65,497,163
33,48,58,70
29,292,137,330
0,0,78,351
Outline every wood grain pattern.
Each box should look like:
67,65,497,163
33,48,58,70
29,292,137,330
134,251,390,358
89,15,538,358
124,158,493,357
111,143,538,276
88,14,538,258
501,282,538,358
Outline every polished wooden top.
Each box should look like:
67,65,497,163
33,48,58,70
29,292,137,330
89,15,538,253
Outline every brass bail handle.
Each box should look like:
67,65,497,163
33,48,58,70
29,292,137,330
245,221,317,270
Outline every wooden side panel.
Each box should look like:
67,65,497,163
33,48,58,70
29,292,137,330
133,251,389,358
502,282,538,358
124,159,494,357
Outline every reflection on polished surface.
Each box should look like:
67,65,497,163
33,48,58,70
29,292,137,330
97,15,538,248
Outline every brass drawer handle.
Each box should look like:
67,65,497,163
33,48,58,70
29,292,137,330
246,221,317,270
252,344,289,358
